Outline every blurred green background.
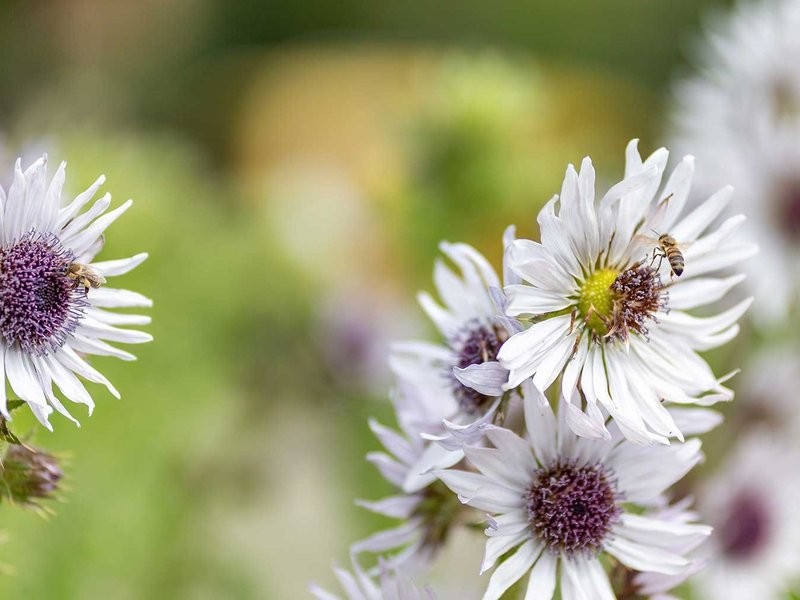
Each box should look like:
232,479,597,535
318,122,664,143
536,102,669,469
0,1,734,597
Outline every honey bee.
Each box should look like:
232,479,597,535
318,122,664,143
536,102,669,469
66,262,106,295
637,231,687,278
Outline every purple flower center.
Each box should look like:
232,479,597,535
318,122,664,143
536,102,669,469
607,263,667,342
526,462,621,555
778,185,800,243
451,321,505,415
718,491,771,561
0,232,86,355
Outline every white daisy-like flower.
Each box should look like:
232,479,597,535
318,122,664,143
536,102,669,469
692,429,800,600
310,557,435,600
671,0,800,323
351,379,470,568
391,232,523,491
498,140,754,444
437,381,711,600
0,156,152,429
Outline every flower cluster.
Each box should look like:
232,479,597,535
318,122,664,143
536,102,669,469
315,140,752,598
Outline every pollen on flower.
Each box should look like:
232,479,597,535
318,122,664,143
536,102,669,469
0,231,87,356
525,462,621,555
607,263,668,342
450,321,506,415
577,268,619,336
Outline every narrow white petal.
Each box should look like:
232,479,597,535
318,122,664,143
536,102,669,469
671,185,732,241
55,345,120,398
482,530,530,573
605,535,689,575
92,252,149,277
356,495,420,519
66,199,133,257
89,288,153,308
403,444,463,493
524,549,557,600
483,539,541,600
522,381,558,465
5,346,48,407
56,174,106,229
350,520,420,555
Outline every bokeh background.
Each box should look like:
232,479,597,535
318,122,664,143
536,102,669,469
0,1,740,598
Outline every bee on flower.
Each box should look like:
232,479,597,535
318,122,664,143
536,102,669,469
0,156,152,429
497,140,754,444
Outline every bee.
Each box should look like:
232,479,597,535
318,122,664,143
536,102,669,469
653,233,685,277
66,262,106,295
636,231,687,277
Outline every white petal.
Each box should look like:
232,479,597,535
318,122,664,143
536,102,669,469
524,549,557,600
89,288,153,308
454,361,508,396
356,495,420,519
666,274,746,310
482,530,530,573
65,199,133,257
350,520,420,555
671,185,732,241
522,381,558,465
56,174,106,229
483,539,541,600
605,535,689,575
403,444,463,493
92,253,149,277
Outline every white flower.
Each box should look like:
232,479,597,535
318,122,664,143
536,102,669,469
0,156,152,429
498,140,753,444
391,234,522,491
692,429,800,600
670,0,800,324
310,557,435,600
437,381,711,600
351,382,467,568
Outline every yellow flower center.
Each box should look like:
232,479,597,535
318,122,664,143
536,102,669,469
578,268,619,336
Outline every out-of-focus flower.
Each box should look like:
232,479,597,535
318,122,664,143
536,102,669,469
352,381,468,569
391,237,522,491
631,498,711,600
437,381,711,600
0,155,152,428
498,140,753,444
733,347,800,434
309,557,435,600
671,0,800,324
316,284,421,397
692,429,800,600
0,443,63,511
